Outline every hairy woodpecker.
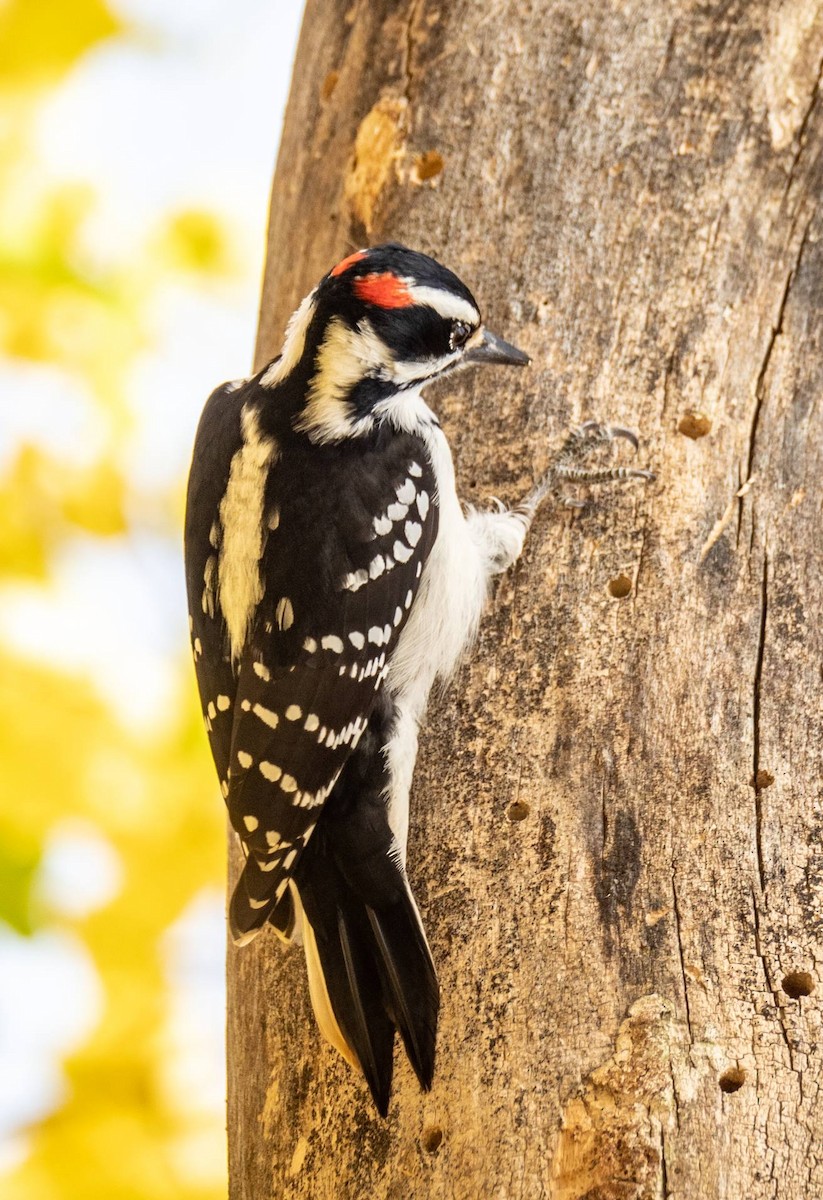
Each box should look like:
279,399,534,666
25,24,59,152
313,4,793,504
184,244,652,1115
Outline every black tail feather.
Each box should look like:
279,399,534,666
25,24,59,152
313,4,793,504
336,907,395,1115
366,901,438,1091
291,689,440,1114
297,848,439,1115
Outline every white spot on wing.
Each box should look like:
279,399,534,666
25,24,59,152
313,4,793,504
417,491,430,519
396,478,416,504
253,661,271,681
321,634,344,654
304,713,320,731
285,704,302,721
202,556,216,617
394,540,413,563
349,631,365,649
243,815,258,832
237,750,253,769
387,502,408,522
405,520,422,546
259,761,282,782
253,703,279,729
373,514,392,535
217,694,231,711
342,568,369,592
275,596,294,630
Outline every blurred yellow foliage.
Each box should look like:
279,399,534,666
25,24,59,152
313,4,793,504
0,446,128,580
159,210,236,277
0,2,232,1197
0,0,121,92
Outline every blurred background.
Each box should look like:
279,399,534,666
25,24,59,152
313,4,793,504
0,1,303,1195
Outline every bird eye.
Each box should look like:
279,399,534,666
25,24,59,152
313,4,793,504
449,320,472,351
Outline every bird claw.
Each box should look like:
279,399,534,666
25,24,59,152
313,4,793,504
573,420,639,450
545,417,655,497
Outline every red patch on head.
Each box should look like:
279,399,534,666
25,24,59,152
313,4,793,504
330,250,368,277
354,272,413,309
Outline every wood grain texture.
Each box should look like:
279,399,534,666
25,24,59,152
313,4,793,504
229,1,823,1195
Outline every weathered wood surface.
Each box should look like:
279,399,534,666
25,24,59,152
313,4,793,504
228,1,823,1196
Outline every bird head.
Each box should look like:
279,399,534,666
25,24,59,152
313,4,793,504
261,244,529,444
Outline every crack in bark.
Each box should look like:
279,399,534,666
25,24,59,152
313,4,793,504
783,53,823,201
659,1126,669,1200
753,551,768,895
400,0,424,110
750,883,796,1076
670,868,693,1043
746,219,812,496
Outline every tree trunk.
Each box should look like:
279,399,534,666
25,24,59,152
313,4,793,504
228,1,823,1196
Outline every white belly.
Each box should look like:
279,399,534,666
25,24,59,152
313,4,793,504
384,423,488,856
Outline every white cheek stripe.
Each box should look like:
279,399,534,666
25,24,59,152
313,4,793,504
404,283,479,327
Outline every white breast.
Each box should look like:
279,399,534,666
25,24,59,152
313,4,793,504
387,422,487,716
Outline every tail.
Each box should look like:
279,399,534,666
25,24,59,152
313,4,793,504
296,842,439,1116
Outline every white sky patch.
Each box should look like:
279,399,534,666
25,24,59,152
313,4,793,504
0,364,107,474
0,929,102,1156
0,534,186,732
123,284,254,490
161,889,226,1121
36,821,124,919
35,0,302,264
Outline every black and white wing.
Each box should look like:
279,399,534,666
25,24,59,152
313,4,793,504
189,413,439,945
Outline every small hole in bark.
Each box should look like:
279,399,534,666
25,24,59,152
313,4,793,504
753,769,774,790
413,150,444,181
719,1067,746,1093
678,412,712,439
782,971,814,999
608,573,632,599
422,1126,443,1152
506,799,530,822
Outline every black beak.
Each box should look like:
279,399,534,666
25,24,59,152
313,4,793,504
463,328,530,367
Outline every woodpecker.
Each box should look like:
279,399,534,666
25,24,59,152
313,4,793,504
184,244,652,1115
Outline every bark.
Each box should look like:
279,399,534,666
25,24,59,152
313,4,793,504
228,1,823,1196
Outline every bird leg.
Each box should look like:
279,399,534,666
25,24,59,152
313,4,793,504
516,420,655,519
469,420,654,576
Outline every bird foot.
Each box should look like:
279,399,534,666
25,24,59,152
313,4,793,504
511,420,654,523
545,420,655,508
